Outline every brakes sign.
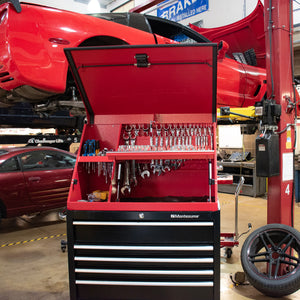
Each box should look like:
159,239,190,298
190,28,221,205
157,0,208,22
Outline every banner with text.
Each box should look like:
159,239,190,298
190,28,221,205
157,0,209,22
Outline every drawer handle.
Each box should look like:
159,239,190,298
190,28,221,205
75,268,214,275
74,245,213,251
73,221,214,226
75,280,214,287
75,256,214,263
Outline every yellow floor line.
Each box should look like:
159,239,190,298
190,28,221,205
0,233,66,248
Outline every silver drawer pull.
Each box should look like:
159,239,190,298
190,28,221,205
75,257,213,263
76,280,214,287
75,269,214,275
73,221,213,226
74,245,213,251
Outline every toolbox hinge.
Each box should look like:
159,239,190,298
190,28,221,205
209,179,215,185
134,54,150,68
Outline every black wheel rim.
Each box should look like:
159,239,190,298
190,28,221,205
247,228,300,279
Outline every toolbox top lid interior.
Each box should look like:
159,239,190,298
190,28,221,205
64,44,217,123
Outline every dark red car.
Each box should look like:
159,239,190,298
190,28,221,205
0,1,267,115
0,146,76,220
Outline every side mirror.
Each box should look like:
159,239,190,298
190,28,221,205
217,40,229,60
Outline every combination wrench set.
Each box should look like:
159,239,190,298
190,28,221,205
118,122,214,152
80,123,214,200
111,159,185,200
81,139,113,182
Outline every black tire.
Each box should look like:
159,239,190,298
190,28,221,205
241,223,300,297
225,247,233,259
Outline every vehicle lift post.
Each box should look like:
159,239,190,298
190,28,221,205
264,0,296,226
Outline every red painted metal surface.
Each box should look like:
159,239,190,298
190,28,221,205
67,45,216,117
190,0,266,68
264,0,295,226
0,3,158,92
66,44,218,212
0,2,267,111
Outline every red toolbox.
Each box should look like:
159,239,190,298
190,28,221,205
65,44,219,300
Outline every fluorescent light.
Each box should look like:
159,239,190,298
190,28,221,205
88,0,101,12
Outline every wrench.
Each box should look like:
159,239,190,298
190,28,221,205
130,133,137,186
141,163,150,179
121,161,131,195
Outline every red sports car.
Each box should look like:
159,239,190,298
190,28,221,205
0,146,76,220
0,1,266,115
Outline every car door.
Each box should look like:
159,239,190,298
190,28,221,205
20,149,75,211
0,155,33,217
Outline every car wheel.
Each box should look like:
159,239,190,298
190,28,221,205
58,207,67,221
241,223,300,297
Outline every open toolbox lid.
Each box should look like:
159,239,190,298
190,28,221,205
64,44,217,123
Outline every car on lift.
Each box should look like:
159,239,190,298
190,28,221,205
0,0,266,116
0,146,76,220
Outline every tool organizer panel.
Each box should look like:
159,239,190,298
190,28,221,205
65,44,219,300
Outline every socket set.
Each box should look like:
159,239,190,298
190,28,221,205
118,123,214,152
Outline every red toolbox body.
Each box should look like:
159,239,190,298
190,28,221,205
65,44,219,300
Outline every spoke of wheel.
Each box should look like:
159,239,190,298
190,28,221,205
265,231,276,250
260,233,270,251
282,236,294,253
268,259,273,278
277,233,291,248
282,252,300,263
274,259,281,278
249,251,269,258
250,258,269,263
281,256,299,268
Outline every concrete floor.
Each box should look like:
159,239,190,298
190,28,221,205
0,193,300,300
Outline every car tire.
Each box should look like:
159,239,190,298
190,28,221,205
241,223,300,297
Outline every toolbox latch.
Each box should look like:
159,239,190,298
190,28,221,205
134,53,150,68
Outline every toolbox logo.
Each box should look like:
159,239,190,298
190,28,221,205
170,214,199,219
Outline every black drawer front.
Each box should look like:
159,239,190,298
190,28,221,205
73,221,214,244
67,210,220,300
77,284,214,300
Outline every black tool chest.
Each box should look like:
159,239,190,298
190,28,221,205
65,44,219,300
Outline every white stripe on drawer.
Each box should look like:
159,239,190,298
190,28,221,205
73,221,213,226
75,269,214,275
74,245,213,251
75,280,214,287
74,257,213,263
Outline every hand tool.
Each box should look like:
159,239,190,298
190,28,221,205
116,163,122,201
141,163,150,179
111,164,118,194
121,160,131,195
130,133,137,186
102,148,108,183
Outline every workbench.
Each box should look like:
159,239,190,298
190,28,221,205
217,160,266,197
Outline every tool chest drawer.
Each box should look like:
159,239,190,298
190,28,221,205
67,210,220,300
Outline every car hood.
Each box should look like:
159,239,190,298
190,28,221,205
189,0,265,68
